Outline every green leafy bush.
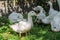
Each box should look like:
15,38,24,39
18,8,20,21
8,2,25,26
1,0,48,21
0,17,10,26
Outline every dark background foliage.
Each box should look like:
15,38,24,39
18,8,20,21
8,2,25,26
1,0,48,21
17,0,59,13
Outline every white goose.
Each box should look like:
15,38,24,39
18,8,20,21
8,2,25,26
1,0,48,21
47,1,60,31
8,11,24,23
41,1,60,32
33,6,51,24
33,6,46,20
51,12,60,31
47,1,58,18
9,11,37,39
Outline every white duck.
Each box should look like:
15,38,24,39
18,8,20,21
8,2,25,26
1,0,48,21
51,12,60,31
47,1,60,31
8,11,24,23
47,1,58,18
33,6,46,20
33,6,51,24
9,11,37,39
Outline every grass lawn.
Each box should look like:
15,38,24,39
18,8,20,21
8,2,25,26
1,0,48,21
0,23,60,40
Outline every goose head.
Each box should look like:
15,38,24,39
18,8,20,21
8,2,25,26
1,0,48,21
33,6,42,11
33,6,46,23
47,1,52,6
28,11,37,16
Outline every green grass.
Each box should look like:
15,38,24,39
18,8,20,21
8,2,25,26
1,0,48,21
0,16,60,40
0,23,60,40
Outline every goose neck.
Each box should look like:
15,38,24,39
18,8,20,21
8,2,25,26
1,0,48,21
28,14,33,26
40,8,43,13
49,3,53,9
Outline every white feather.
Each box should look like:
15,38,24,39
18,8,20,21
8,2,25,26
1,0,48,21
8,12,23,23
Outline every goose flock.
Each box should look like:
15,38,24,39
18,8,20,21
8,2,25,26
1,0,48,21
33,1,60,32
7,0,60,40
